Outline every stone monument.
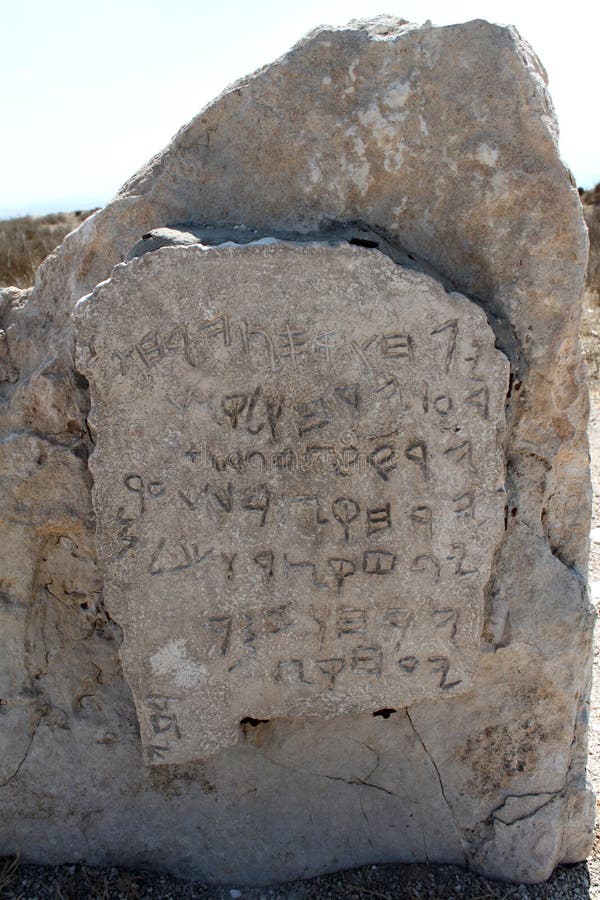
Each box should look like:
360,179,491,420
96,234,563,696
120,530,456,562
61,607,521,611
0,16,594,885
74,239,508,764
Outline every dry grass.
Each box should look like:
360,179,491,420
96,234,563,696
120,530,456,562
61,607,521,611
583,184,600,206
582,297,600,388
582,183,600,304
581,182,600,386
0,210,97,289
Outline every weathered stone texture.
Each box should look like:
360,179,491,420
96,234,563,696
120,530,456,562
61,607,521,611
74,242,508,763
0,15,594,885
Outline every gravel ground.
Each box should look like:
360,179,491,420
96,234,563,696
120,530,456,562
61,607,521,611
2,306,600,899
0,854,597,899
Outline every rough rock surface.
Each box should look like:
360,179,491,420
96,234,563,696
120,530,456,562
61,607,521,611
0,15,594,886
74,240,508,764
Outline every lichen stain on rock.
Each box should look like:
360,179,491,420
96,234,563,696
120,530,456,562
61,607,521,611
148,763,217,799
460,719,548,794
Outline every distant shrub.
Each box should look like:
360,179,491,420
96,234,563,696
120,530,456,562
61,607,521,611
582,183,600,302
0,210,97,289
582,184,600,206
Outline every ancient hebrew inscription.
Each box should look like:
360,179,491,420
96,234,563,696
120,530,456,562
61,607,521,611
75,242,509,765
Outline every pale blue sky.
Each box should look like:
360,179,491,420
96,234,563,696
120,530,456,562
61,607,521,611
2,0,598,218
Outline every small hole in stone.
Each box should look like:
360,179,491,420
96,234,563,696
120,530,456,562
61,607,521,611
373,708,396,719
407,253,415,261
511,507,518,517
74,372,90,390
240,717,269,728
349,237,379,249
37,452,47,466
142,232,153,240
80,602,89,610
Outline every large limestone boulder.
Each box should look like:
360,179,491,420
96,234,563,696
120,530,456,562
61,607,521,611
0,16,594,885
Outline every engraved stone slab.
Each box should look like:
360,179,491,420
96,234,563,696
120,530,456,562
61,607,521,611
75,241,508,765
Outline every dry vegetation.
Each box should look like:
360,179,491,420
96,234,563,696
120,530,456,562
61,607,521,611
580,184,600,386
0,209,97,289
583,185,600,306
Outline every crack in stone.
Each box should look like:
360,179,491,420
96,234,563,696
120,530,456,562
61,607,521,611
405,709,467,865
489,790,562,826
358,797,374,848
318,771,398,798
259,747,399,799
0,711,44,787
348,738,385,784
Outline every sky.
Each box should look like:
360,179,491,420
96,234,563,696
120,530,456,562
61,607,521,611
1,0,598,218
